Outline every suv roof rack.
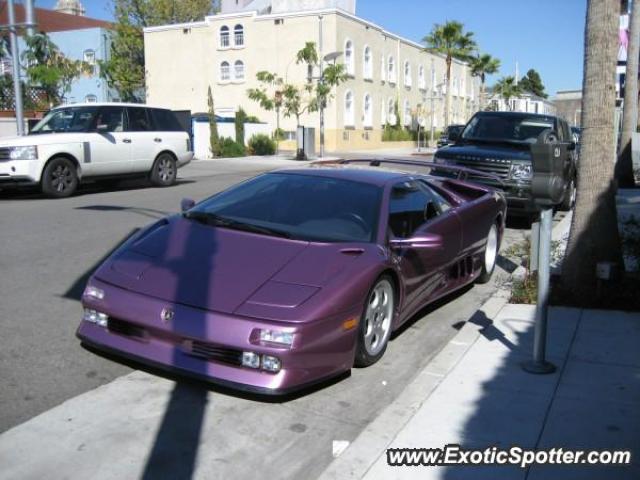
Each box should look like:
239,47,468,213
312,158,504,185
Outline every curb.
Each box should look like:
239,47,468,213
318,211,573,480
318,289,510,480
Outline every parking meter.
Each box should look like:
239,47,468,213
530,140,568,206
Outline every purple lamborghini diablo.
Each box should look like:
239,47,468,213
77,159,506,394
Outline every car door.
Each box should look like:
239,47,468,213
387,179,462,312
87,106,132,176
126,107,158,173
149,108,188,162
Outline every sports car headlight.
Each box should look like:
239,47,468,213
83,308,108,327
509,163,532,180
83,285,105,300
9,145,38,160
259,329,294,347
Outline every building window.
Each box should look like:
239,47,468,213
388,56,396,83
344,90,354,126
388,98,395,124
404,61,412,87
344,39,354,76
220,61,230,81
363,46,372,79
85,94,97,103
419,65,425,89
404,99,411,126
380,54,385,81
234,24,244,47
381,98,386,125
220,26,230,48
363,93,372,127
83,49,96,65
234,60,245,80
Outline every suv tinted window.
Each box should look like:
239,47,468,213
127,107,152,132
96,107,125,132
389,180,441,238
150,109,183,131
30,106,98,134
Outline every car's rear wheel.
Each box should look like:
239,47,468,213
41,157,78,198
476,223,499,284
558,176,576,212
354,276,395,367
150,153,177,187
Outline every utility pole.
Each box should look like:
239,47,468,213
25,0,36,36
7,0,24,136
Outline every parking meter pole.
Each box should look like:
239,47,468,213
523,207,556,374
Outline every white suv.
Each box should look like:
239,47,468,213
0,103,193,197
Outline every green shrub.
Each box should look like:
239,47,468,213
248,134,276,155
235,108,247,146
382,125,414,142
219,137,246,157
246,115,261,123
272,128,285,141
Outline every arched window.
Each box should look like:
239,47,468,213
388,98,395,124
363,46,372,79
404,61,412,87
220,26,230,48
363,93,372,127
344,39,354,75
85,94,97,103
220,61,230,81
404,99,411,126
419,65,425,89
388,56,396,83
344,90,354,126
380,54,385,81
234,60,245,80
234,24,244,47
83,49,96,65
381,98,386,125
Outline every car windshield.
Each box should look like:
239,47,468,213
185,173,382,243
461,114,555,144
30,107,99,134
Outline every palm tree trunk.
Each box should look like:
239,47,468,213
480,74,485,110
616,0,639,187
561,0,623,305
444,57,452,126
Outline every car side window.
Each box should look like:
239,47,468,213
127,107,152,132
95,107,125,132
150,109,183,132
388,180,441,239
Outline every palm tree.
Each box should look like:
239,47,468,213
562,0,623,305
471,53,500,110
492,76,522,111
423,21,476,127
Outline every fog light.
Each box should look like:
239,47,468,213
83,308,108,327
84,285,104,300
242,351,260,369
259,329,293,347
262,355,281,373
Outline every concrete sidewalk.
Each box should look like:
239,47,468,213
320,302,640,480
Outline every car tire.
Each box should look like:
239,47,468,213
41,157,78,198
150,153,177,187
354,275,395,367
558,177,576,212
476,223,499,284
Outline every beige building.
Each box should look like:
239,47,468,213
143,0,480,151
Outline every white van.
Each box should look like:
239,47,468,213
0,103,193,198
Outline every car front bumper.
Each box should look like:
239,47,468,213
77,278,360,395
0,159,40,187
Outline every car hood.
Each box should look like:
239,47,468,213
436,143,531,162
94,216,360,315
0,133,82,147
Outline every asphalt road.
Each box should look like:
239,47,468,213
0,155,532,443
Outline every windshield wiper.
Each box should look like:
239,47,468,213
183,211,292,238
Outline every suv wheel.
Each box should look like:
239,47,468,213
559,177,576,212
150,153,177,187
41,157,78,198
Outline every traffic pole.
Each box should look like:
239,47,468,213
7,0,24,136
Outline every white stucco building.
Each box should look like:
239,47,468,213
143,0,480,150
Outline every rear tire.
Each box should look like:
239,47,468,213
476,223,499,284
41,157,78,198
150,153,177,187
354,276,395,367
558,177,576,212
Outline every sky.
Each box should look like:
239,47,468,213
40,0,587,95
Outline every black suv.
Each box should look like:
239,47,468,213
433,112,577,216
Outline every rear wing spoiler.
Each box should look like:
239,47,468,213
312,158,505,186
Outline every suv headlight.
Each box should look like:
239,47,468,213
9,145,38,160
509,163,532,180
